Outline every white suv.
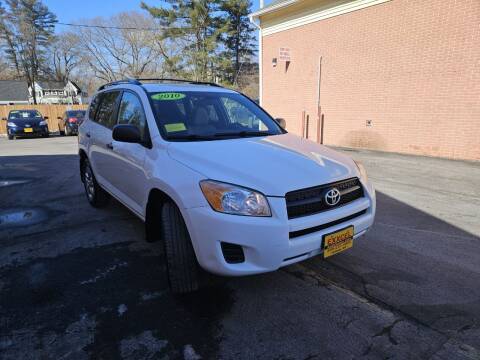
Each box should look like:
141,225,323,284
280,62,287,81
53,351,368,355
79,79,376,293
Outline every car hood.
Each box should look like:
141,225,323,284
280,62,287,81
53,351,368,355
167,133,359,196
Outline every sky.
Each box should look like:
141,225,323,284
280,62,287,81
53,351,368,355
45,0,267,31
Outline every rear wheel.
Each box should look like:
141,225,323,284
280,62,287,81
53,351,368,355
161,202,199,293
82,158,109,208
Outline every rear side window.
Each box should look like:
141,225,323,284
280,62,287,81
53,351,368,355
88,95,101,121
67,111,86,118
117,92,147,139
95,91,121,129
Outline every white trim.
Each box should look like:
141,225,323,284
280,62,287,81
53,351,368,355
261,0,392,36
0,101,29,105
259,28,263,106
249,17,264,105
250,0,298,18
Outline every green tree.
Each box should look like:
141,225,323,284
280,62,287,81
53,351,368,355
142,0,226,82
219,0,256,84
0,0,56,103
0,1,21,76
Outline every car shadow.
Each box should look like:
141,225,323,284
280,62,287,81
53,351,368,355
300,191,480,348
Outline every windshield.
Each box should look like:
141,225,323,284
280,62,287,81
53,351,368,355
8,110,42,119
66,111,86,118
148,91,284,141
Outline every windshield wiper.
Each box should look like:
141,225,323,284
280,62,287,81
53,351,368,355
165,134,215,141
166,131,272,141
214,131,271,138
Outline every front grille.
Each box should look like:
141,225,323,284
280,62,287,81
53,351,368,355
221,242,245,264
289,209,367,238
286,178,364,219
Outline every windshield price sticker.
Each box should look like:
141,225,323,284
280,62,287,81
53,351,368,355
151,93,186,101
164,123,187,133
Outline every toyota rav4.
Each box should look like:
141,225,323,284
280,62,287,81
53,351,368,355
78,79,376,293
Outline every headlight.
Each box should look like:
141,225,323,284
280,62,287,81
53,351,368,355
354,160,368,181
7,122,16,127
200,180,271,217
39,120,47,126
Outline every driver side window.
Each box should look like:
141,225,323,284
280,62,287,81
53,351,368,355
117,91,147,139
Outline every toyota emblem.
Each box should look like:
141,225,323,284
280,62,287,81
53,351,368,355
325,188,341,206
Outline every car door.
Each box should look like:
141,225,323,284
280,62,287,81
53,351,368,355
88,90,122,192
108,90,149,216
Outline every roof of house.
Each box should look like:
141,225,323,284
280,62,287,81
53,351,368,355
68,80,82,91
37,81,66,89
0,80,29,101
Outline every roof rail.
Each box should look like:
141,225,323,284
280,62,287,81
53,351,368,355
97,78,223,92
135,78,223,87
97,78,141,91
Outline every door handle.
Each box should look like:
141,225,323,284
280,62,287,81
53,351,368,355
86,132,91,138
106,142,114,150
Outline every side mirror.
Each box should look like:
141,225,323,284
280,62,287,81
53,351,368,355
43,116,49,120
112,124,142,143
275,118,286,129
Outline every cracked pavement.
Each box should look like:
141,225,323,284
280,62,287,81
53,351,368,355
0,137,479,359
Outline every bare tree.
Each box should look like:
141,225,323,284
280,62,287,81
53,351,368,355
74,12,171,82
49,32,81,82
0,0,56,104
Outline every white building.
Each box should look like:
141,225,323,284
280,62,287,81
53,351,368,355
29,80,85,104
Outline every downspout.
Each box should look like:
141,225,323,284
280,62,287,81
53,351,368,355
317,56,323,144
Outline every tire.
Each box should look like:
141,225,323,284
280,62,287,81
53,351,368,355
161,202,199,293
81,158,109,208
8,134,14,140
65,126,70,136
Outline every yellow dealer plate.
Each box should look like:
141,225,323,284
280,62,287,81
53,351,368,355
164,123,186,133
24,128,33,133
323,226,354,258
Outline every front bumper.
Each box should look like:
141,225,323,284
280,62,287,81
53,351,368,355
8,126,48,137
184,180,376,276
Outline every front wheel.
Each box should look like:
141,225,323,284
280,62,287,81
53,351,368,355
8,134,14,140
161,202,199,293
82,158,109,208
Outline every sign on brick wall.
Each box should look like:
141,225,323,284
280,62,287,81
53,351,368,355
279,47,291,61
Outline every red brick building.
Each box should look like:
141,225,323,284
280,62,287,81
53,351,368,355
250,0,480,161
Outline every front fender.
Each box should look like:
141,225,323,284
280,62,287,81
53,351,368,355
143,147,209,215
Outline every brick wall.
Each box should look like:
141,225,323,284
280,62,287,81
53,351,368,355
261,0,480,161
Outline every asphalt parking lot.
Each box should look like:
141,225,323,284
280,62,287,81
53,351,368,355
0,136,479,360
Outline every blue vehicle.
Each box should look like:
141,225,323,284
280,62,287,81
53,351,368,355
2,110,50,140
